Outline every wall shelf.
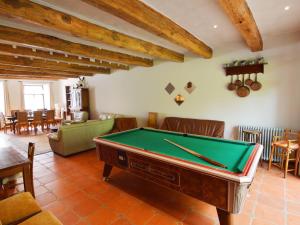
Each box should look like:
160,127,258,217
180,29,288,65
224,64,264,76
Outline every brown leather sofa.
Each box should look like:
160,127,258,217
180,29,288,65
160,117,225,138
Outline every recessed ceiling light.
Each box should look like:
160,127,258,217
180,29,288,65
284,5,290,11
213,24,218,29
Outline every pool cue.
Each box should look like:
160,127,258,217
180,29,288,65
164,139,227,169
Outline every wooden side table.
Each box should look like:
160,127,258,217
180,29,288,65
242,129,263,166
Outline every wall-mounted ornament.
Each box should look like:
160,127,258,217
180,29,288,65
223,57,267,97
73,76,87,89
184,81,196,94
174,94,184,106
165,82,175,95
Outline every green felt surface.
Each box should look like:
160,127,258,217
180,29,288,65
101,128,256,173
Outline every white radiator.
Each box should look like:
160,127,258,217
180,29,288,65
238,126,284,161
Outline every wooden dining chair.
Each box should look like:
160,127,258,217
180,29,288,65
31,111,44,134
0,112,13,133
0,143,35,198
268,129,300,178
16,112,30,134
242,129,263,166
45,110,56,129
11,110,19,117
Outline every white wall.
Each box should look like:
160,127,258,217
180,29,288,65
2,80,61,111
59,38,300,139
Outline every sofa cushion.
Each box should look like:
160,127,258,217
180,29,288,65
48,132,59,141
160,117,225,138
73,111,88,122
0,192,41,225
18,211,62,225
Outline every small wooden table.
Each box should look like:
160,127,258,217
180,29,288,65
0,147,34,197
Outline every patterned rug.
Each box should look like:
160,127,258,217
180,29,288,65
0,131,52,155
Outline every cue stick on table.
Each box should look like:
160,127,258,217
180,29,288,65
164,139,227,169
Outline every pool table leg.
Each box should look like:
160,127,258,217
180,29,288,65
217,208,233,225
103,163,113,181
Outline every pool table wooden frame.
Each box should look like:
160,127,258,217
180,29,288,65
94,128,263,225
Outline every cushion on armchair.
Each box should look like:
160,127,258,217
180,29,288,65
0,192,41,225
18,211,62,225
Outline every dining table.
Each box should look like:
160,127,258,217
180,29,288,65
0,147,35,197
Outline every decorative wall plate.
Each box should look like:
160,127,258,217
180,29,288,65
174,94,184,106
165,82,175,95
185,81,196,94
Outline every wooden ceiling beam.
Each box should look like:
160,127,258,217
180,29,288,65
82,0,212,58
0,26,152,67
0,55,110,74
0,69,79,78
218,0,263,51
0,75,60,80
0,0,183,62
0,74,73,79
0,43,129,70
0,64,93,76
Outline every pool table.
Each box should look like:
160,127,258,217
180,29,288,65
94,128,263,225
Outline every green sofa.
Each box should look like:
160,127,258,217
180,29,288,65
48,119,114,156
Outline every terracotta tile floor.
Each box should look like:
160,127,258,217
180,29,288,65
16,149,299,225
3,131,299,225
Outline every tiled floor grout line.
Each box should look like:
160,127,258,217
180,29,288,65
283,179,288,225
249,166,265,225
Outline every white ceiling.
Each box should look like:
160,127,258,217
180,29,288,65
0,0,299,59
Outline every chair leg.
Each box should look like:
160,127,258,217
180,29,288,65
280,150,284,170
284,151,290,178
295,150,300,176
268,144,275,170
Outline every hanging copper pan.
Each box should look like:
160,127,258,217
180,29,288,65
227,76,236,91
250,73,262,91
236,74,250,97
245,73,253,86
235,74,242,86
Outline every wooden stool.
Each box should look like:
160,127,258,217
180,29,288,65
242,129,262,166
268,129,300,178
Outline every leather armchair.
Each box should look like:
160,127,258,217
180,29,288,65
111,117,137,133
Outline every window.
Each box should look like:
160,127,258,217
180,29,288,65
0,81,4,114
23,83,50,111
